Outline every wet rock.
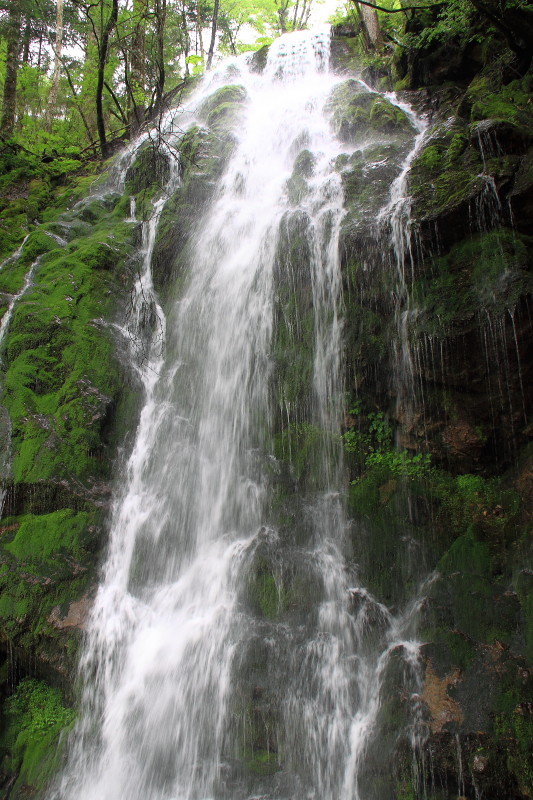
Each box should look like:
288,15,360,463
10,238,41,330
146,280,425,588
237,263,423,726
326,80,415,145
422,661,464,734
48,594,91,630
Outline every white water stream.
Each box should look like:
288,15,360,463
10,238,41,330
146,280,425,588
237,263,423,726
52,28,428,800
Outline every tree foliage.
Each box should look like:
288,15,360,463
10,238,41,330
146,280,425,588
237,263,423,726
350,0,533,71
0,0,315,161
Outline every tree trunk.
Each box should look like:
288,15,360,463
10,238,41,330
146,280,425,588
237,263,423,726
1,1,22,138
277,0,290,33
195,0,204,60
206,0,220,71
153,0,167,115
22,18,32,64
129,0,147,136
181,0,191,76
46,0,65,130
357,2,382,49
96,0,119,158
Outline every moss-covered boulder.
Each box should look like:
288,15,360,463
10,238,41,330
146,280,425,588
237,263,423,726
198,84,248,132
326,80,415,144
408,117,485,243
125,142,172,196
151,123,237,294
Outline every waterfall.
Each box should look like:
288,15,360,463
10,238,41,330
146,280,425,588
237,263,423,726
52,28,428,800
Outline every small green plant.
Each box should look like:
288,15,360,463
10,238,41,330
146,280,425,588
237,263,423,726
5,679,75,734
342,404,431,480
366,448,432,478
0,679,76,792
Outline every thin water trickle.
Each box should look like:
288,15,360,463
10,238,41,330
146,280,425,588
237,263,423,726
0,256,42,356
51,28,430,800
377,102,428,434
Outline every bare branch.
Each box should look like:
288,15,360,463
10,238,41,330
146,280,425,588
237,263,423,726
351,0,444,13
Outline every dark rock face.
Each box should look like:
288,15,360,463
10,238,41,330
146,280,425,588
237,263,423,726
336,32,533,800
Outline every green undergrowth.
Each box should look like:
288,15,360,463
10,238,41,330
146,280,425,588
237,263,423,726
0,678,75,795
0,142,106,263
343,403,432,483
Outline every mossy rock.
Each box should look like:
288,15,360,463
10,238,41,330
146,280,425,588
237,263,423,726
152,125,236,293
0,214,134,486
249,45,269,74
246,560,285,620
198,84,248,132
206,101,245,132
409,118,485,230
125,143,172,195
242,747,280,776
284,149,316,206
337,141,408,225
326,80,415,144
464,71,533,130
411,228,532,337
293,149,315,179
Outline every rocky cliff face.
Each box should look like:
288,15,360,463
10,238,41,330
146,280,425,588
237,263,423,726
0,27,531,800
332,25,532,800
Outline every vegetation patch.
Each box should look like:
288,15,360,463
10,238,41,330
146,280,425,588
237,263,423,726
0,679,75,795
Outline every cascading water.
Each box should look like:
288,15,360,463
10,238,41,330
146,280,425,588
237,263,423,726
52,28,429,800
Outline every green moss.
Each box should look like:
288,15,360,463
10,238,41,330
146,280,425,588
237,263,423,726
369,95,413,133
151,125,237,294
0,678,75,795
243,747,279,776
5,509,91,566
446,133,468,165
1,215,133,485
348,471,381,515
249,565,283,619
422,626,477,671
273,423,326,482
206,101,245,131
198,84,247,122
515,569,533,664
293,149,315,178
493,711,533,793
409,119,484,220
326,80,414,144
285,172,309,205
418,144,442,170
435,529,494,641
125,143,171,196
412,229,532,337
467,74,533,128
